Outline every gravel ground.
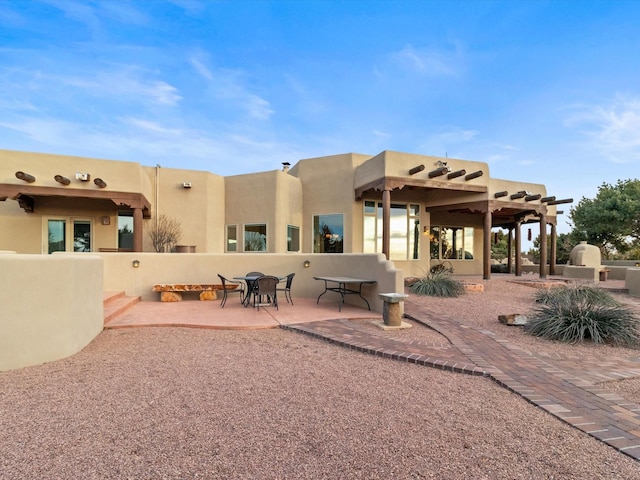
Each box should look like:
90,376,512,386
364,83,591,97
2,278,640,479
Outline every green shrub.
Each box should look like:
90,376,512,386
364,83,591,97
525,285,639,345
408,270,465,298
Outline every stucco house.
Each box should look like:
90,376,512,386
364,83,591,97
0,148,569,279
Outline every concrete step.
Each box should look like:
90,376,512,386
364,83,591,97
103,292,140,325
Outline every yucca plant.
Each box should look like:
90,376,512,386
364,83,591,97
525,285,639,345
408,269,465,298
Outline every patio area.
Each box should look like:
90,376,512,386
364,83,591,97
104,294,383,330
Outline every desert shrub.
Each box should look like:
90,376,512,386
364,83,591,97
408,270,465,298
525,285,639,345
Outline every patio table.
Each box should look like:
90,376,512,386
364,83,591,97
234,275,285,307
313,276,377,311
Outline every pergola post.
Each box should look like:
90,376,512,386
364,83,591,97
483,210,492,280
133,207,144,252
549,223,557,276
382,189,391,260
515,221,522,276
507,227,513,274
539,215,547,279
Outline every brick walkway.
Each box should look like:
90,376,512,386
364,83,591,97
283,297,640,461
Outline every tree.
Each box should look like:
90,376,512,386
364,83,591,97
569,179,640,259
527,232,575,265
148,214,182,252
491,229,510,262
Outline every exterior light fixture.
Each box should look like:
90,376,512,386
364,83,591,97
94,178,107,188
132,259,140,268
75,172,90,181
303,260,311,268
54,175,71,185
182,182,192,189
15,171,36,183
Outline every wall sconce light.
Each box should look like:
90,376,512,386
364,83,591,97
75,172,90,181
15,171,36,183
303,260,311,268
132,259,140,268
182,182,192,189
94,178,107,188
54,175,71,185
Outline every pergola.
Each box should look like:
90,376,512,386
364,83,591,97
355,173,570,280
0,183,151,252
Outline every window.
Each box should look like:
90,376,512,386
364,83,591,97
244,224,267,252
363,201,420,261
226,225,237,252
287,225,300,252
430,226,474,260
313,214,343,253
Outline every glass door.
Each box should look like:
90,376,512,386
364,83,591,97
44,218,93,253
47,219,66,254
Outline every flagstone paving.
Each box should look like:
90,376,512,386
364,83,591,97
283,297,640,461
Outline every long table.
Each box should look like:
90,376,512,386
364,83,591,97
313,276,377,311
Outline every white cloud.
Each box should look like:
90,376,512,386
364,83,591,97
390,44,461,77
564,95,640,164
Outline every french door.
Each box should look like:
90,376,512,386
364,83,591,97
44,217,93,253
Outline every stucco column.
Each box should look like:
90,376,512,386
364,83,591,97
539,215,547,279
382,189,391,260
483,210,492,280
133,207,143,252
549,222,557,276
507,227,513,274
515,221,522,276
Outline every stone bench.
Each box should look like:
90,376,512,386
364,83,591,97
152,284,238,302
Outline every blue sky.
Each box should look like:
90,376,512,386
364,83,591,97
1,0,639,237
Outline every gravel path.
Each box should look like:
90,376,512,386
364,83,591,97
2,278,640,479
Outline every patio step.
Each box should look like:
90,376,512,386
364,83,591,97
103,291,140,325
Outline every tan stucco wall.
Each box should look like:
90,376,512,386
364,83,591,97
143,166,225,253
289,154,370,254
0,253,104,371
100,252,401,312
224,170,303,253
627,268,640,298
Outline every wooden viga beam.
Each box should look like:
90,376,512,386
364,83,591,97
54,175,71,185
15,171,35,183
525,194,542,202
409,164,425,175
428,166,450,178
494,191,508,198
447,169,466,179
546,198,573,205
510,191,527,200
465,170,483,181
540,196,556,203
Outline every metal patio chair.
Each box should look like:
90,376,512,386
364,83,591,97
276,272,295,304
217,274,245,308
253,275,279,311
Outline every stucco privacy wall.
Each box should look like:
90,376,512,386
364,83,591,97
100,252,400,311
627,268,640,298
0,253,103,371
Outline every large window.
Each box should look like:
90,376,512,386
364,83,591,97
313,214,343,253
430,226,474,260
287,225,300,252
244,224,267,252
363,201,420,261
